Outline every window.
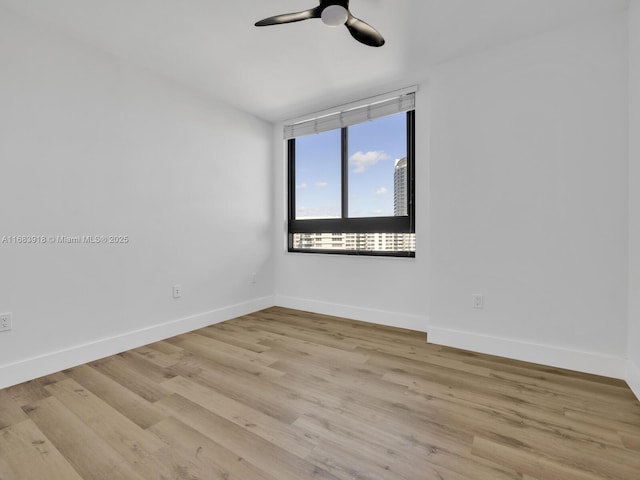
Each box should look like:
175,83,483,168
286,89,416,257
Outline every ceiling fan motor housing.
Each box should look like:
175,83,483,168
320,0,350,26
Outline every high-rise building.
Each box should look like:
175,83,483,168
394,157,408,216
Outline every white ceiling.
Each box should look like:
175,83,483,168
0,0,629,122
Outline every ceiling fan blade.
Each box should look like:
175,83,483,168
255,8,320,27
345,15,385,47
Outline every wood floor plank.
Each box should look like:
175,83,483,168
233,314,365,352
277,366,528,479
196,325,273,353
415,380,626,448
619,431,640,452
170,378,316,458
64,364,165,429
238,311,408,351
167,334,284,379
155,393,340,480
257,334,370,366
254,310,430,356
149,417,278,480
115,350,177,384
295,411,521,480
467,357,634,397
264,369,346,413
564,407,640,434
3,374,61,407
361,343,495,377
161,375,317,457
305,438,412,480
268,354,389,391
167,351,319,424
272,367,476,450
0,456,19,480
89,354,172,403
145,339,184,356
0,390,28,430
22,396,146,480
457,349,629,388
1,307,639,480
262,307,426,346
379,369,633,459
471,436,608,480
173,331,276,367
129,345,179,369
0,419,83,480
43,378,169,477
382,368,571,418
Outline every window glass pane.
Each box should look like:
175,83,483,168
295,129,341,219
347,113,407,218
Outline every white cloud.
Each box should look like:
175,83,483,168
297,205,340,219
375,187,389,195
296,183,308,190
349,151,390,173
315,181,329,188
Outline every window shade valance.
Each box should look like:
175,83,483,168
283,86,417,140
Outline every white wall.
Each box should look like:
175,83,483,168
628,0,640,397
428,12,629,378
0,7,274,388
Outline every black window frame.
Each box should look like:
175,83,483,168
287,110,415,258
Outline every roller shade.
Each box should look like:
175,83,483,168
284,86,417,140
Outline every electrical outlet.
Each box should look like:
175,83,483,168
0,313,12,332
250,273,257,285
472,294,484,309
173,285,182,299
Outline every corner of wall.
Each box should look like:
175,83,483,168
627,0,640,402
626,360,640,401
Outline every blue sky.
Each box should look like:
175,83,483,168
295,113,407,219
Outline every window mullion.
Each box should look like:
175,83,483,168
407,111,415,229
341,127,348,220
288,139,296,228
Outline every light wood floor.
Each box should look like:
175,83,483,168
1,307,639,480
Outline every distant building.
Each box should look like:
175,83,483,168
293,232,415,253
394,157,408,216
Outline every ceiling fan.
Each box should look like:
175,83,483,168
255,0,385,47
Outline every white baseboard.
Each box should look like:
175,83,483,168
626,360,640,401
274,295,428,332
0,296,274,390
428,325,626,380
